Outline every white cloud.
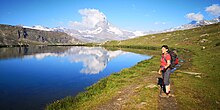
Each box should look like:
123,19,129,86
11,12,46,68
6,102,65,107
154,22,167,25
186,13,204,21
69,8,107,30
206,4,220,16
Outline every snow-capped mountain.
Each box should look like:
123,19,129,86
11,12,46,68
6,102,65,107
22,25,53,31
21,16,219,43
22,25,69,32
62,19,137,42
209,16,220,23
163,16,220,32
20,16,151,42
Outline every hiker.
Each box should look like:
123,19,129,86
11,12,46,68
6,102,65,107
158,45,173,97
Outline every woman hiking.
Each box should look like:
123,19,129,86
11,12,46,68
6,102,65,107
158,45,174,97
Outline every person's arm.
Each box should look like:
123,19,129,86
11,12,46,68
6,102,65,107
158,68,162,75
158,65,165,74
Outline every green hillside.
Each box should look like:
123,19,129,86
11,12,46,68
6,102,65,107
47,23,220,109
106,23,220,109
104,23,220,49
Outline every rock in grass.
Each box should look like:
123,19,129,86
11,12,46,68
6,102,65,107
200,34,209,37
117,98,122,101
195,75,202,78
181,71,202,75
141,102,147,105
146,84,157,89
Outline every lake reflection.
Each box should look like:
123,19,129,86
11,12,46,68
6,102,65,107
27,47,125,74
0,46,151,110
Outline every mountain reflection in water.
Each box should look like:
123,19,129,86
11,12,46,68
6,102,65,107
25,47,125,74
0,46,151,110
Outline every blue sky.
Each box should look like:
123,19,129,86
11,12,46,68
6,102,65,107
0,0,220,31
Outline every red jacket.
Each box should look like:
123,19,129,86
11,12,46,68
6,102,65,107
160,53,171,68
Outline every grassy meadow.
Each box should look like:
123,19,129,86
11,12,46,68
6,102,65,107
47,23,220,109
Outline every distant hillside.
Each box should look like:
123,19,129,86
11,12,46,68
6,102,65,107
0,24,80,46
104,22,220,49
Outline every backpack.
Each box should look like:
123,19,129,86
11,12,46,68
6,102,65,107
164,50,178,69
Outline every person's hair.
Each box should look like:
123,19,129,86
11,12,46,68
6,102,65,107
161,45,169,49
161,45,169,52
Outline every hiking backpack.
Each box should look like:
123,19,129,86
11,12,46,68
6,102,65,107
164,50,178,69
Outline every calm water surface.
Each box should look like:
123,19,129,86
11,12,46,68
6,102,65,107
0,46,151,110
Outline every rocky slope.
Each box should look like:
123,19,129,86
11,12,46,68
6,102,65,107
0,24,80,46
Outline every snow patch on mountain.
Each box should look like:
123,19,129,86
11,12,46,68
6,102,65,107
107,26,123,35
163,16,220,32
79,27,103,34
23,25,53,31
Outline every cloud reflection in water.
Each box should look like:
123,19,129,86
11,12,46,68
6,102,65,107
27,47,126,74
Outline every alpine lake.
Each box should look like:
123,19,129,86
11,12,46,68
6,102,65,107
0,46,151,110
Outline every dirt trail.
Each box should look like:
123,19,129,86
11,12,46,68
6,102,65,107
95,84,139,110
158,80,178,110
94,71,178,110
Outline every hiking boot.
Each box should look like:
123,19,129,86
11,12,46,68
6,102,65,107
159,93,168,98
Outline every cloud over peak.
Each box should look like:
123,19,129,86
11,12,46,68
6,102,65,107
186,12,204,21
206,4,220,16
69,8,107,30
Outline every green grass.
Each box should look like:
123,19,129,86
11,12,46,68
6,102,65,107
172,46,220,109
106,23,220,109
47,23,220,109
104,23,220,109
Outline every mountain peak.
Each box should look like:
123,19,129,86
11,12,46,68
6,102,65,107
189,20,198,25
165,16,220,32
95,20,109,30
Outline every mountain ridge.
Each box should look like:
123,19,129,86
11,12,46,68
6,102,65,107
0,24,80,46
163,16,220,32
23,16,220,42
1,16,219,45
